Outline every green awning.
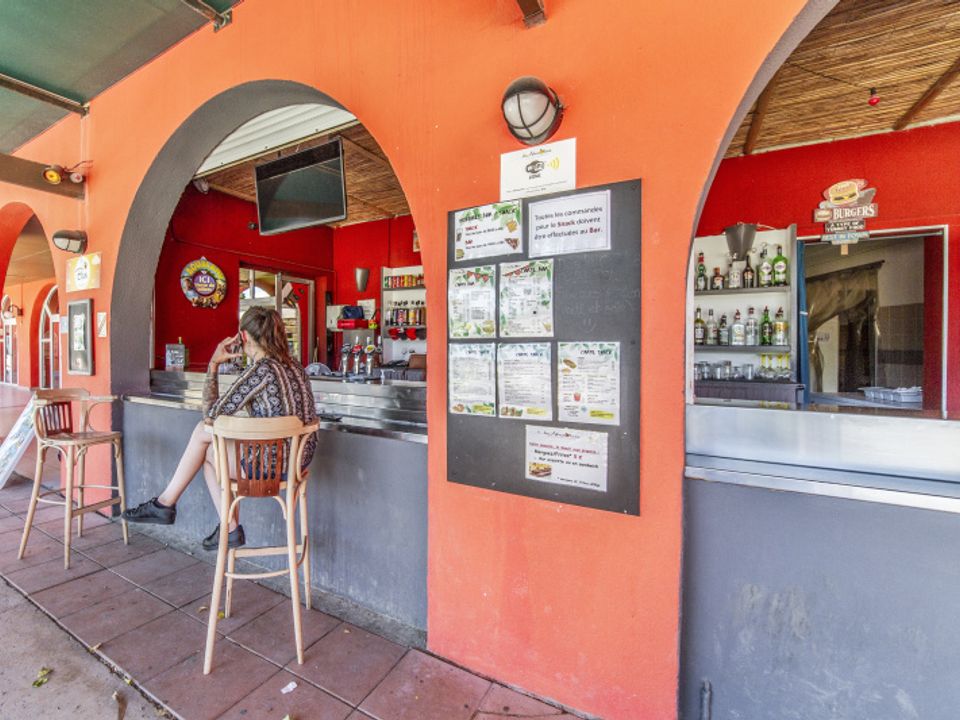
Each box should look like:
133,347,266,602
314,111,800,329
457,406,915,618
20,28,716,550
0,0,240,152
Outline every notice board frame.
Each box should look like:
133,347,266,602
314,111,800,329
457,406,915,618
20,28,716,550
446,179,641,515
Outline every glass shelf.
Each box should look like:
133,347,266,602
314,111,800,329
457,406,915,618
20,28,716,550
694,285,789,296
694,345,790,353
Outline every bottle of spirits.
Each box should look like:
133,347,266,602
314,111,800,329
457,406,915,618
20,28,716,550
730,309,746,346
760,306,773,346
718,314,730,346
695,252,707,292
705,309,718,345
743,255,755,289
711,267,725,291
694,307,705,345
745,306,759,346
727,258,742,289
773,306,789,346
758,249,773,287
772,244,789,286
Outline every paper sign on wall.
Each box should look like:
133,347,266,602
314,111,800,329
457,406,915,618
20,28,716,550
558,342,620,425
529,189,610,258
497,342,552,420
525,425,608,492
500,138,576,201
453,202,522,261
449,343,496,416
66,252,102,292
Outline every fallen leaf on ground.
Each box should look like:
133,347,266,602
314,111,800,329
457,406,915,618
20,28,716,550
32,666,53,688
196,606,209,614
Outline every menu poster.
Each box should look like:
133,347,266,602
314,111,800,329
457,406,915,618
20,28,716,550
448,266,496,338
497,342,552,420
499,259,554,337
525,426,609,492
449,343,496,416
558,342,621,425
454,202,522,261
529,190,611,258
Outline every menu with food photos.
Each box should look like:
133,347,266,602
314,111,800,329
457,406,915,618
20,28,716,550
499,259,554,337
449,343,496,416
448,266,496,338
558,342,620,425
497,342,552,420
453,202,523,261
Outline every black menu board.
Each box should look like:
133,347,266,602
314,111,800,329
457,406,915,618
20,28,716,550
446,179,641,515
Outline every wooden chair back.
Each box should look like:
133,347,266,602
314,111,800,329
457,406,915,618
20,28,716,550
211,416,315,498
33,389,89,439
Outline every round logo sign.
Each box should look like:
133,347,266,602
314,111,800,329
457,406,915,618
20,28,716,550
180,258,227,308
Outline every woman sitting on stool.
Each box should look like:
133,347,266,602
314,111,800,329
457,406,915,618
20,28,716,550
123,306,318,549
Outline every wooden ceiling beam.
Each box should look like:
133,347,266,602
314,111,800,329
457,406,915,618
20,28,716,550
0,152,84,199
893,54,960,131
743,74,778,155
0,72,87,116
516,0,546,27
340,136,393,174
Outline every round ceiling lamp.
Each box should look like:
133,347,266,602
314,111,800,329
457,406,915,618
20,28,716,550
501,76,564,145
42,165,65,185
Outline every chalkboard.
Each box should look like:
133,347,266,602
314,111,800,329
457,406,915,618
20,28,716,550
446,179,641,514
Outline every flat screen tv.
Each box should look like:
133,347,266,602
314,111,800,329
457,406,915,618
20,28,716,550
255,138,347,235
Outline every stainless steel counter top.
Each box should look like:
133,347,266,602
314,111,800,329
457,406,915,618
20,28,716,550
127,369,428,444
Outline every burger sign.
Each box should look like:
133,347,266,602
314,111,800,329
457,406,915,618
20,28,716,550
814,178,878,244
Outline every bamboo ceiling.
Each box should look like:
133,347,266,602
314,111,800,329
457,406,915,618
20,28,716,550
727,0,960,157
203,123,410,227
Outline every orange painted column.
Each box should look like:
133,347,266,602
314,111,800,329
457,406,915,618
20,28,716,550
0,2,816,717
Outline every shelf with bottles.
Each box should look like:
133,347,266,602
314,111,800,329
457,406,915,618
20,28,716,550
694,345,790,353
694,284,789,297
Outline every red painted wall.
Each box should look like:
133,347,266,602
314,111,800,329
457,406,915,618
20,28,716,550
154,186,334,369
698,121,960,414
1,278,56,388
331,215,419,308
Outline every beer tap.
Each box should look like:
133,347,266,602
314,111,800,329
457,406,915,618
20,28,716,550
350,336,363,376
340,338,352,380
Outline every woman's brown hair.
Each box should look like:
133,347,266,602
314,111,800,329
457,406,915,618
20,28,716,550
239,306,291,362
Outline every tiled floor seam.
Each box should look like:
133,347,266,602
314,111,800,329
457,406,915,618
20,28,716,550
0,573,177,719
349,647,412,720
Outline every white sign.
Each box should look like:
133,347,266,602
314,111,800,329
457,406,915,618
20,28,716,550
500,138,576,201
96,311,107,338
499,259,554,337
525,425,608,492
453,202,522,261
0,398,35,490
529,190,610,258
449,343,496,416
448,266,496,338
558,342,620,425
497,342,552,420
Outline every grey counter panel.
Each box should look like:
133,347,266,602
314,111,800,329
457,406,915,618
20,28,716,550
122,401,427,631
681,475,960,719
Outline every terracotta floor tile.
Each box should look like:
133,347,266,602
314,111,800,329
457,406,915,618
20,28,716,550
0,535,63,573
141,561,216,607
99,609,208,682
111,547,199,586
4,554,101,594
287,623,406,706
0,514,25,533
347,713,377,720
149,641,281,720
78,534,163,567
0,525,29,550
32,569,135,617
38,520,123,549
181,579,286,635
0,495,38,514
219,670,353,720
60,587,174,646
24,504,70,525
229,600,340,666
477,684,567,717
360,651,490,720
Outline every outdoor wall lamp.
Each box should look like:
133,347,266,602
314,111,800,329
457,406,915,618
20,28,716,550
2,304,20,320
501,76,564,145
52,230,88,254
42,163,87,185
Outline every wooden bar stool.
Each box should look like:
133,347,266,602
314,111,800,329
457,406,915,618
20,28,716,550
18,389,128,569
204,415,317,675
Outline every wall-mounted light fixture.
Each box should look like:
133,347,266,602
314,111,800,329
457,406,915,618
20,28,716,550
42,162,87,186
52,230,88,254
2,304,21,320
355,267,370,292
501,76,564,145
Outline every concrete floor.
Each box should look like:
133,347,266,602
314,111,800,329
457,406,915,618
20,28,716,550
0,579,165,719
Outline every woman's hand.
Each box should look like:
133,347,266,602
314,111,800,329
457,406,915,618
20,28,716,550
209,334,243,368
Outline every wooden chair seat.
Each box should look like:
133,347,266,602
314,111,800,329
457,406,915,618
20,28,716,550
18,389,128,569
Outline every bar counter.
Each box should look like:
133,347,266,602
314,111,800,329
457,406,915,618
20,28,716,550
121,370,428,636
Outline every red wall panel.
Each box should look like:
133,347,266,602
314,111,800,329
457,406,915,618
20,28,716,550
698,121,960,414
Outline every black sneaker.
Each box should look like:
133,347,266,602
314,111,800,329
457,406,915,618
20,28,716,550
202,524,246,551
121,497,176,525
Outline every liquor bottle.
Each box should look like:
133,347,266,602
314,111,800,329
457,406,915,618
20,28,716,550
727,258,742,290
773,306,789,346
705,309,718,345
758,249,773,288
743,255,755,289
745,306,759,346
695,252,707,292
730,309,746,346
772,244,789,286
760,306,773,346
711,267,725,291
718,314,730,346
694,307,705,345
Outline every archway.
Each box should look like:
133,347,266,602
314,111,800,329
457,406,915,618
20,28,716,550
111,80,350,396
37,284,60,389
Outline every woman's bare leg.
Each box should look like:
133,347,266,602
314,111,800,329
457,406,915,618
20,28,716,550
156,421,211,507
202,441,239,531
